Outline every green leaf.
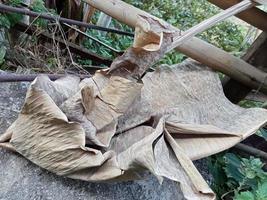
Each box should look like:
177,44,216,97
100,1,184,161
257,128,267,141
255,181,267,200
8,0,23,6
0,46,6,65
234,191,255,200
0,14,11,29
30,0,48,13
6,12,23,26
223,153,244,183
241,157,266,180
29,0,54,27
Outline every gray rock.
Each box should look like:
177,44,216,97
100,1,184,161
0,79,210,200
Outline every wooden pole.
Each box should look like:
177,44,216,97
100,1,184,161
170,0,254,49
85,0,267,94
208,0,267,33
223,32,267,103
234,143,267,161
97,13,112,36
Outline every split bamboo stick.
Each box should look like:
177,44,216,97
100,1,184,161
85,0,267,93
208,0,267,33
169,0,254,50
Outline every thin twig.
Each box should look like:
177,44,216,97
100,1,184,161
64,23,123,54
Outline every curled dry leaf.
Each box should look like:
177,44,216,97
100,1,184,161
117,60,267,160
133,16,163,52
108,15,177,79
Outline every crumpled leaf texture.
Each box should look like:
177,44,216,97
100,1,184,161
2,60,267,200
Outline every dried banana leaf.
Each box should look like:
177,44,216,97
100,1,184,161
1,14,267,200
1,60,267,200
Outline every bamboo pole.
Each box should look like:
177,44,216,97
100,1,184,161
208,0,267,33
85,0,267,94
223,32,267,103
170,0,254,49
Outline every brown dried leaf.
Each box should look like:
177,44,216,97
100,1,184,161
8,86,118,177
117,59,267,160
108,15,177,79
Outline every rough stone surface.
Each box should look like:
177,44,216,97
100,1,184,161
0,78,210,200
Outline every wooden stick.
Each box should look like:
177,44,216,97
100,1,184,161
85,0,267,94
170,0,254,49
80,5,96,41
63,23,123,54
208,0,267,33
223,32,267,103
83,6,96,23
234,143,267,161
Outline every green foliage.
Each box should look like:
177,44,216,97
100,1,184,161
30,0,48,13
123,0,248,61
239,100,263,108
255,182,267,200
124,0,247,52
209,153,267,199
257,128,267,143
8,0,23,6
0,0,55,66
0,13,11,29
0,0,24,28
0,46,6,65
30,0,56,27
84,0,248,65
234,191,255,200
1,0,249,67
82,18,133,60
159,50,186,65
1,0,55,29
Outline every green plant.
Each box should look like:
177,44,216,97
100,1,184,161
0,46,6,65
83,0,249,65
1,0,24,28
0,0,56,68
209,153,267,199
30,0,56,27
239,100,263,108
1,0,55,28
81,19,133,62
123,0,248,62
257,128,267,141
